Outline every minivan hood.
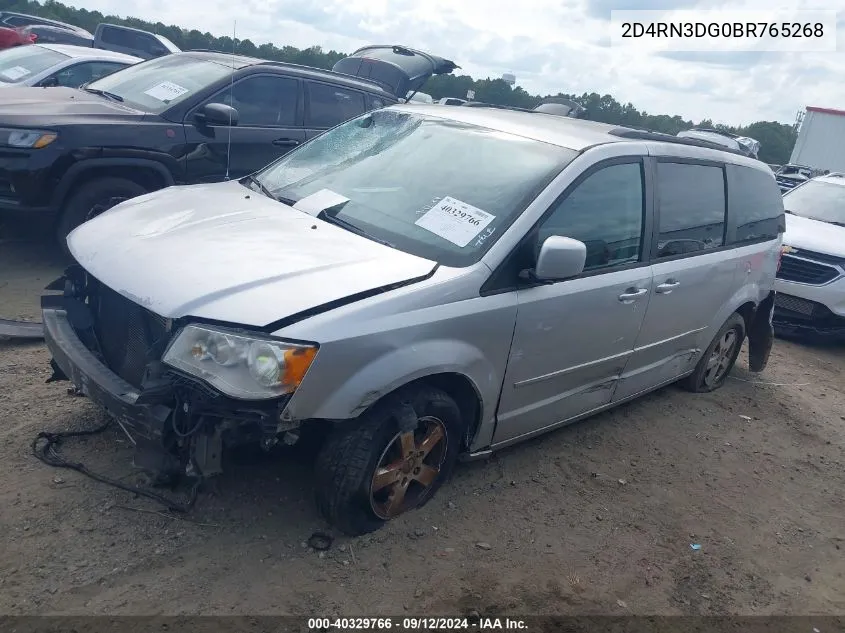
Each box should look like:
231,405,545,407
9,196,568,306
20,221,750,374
67,181,438,327
783,213,845,256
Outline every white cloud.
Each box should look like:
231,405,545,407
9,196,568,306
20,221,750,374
67,0,845,125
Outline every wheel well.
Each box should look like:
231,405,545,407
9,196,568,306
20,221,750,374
62,166,167,204
392,373,483,451
736,301,757,333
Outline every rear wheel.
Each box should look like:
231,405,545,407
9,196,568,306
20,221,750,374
681,313,745,393
314,386,464,536
56,177,147,256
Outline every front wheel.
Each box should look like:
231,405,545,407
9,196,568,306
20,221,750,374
681,313,746,393
314,386,465,536
56,177,147,256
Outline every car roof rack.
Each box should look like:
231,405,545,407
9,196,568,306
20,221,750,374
688,126,740,139
461,101,535,112
607,126,747,156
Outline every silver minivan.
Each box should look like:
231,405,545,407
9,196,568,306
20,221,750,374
42,105,784,534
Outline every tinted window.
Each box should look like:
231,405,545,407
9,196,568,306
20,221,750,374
202,75,299,127
50,61,127,87
727,164,785,243
370,96,386,110
4,16,36,26
656,162,725,258
539,162,644,271
98,26,127,46
254,110,577,267
307,83,366,128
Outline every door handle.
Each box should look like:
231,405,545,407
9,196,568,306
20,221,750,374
655,280,680,294
272,138,300,147
618,287,648,303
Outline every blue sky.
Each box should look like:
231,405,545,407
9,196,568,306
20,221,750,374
68,0,845,125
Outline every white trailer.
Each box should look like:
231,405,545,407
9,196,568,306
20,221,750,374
789,106,845,172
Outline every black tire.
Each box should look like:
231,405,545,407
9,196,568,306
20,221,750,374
681,313,746,393
314,386,465,536
56,177,147,256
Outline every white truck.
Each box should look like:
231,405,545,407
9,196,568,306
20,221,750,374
789,106,845,173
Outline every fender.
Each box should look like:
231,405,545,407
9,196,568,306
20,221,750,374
50,157,178,209
285,338,498,435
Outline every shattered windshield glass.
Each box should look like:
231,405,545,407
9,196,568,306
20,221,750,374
254,109,577,266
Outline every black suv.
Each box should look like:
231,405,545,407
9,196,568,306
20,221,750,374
0,45,457,251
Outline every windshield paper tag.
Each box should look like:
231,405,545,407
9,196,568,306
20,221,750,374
415,196,495,247
293,189,350,217
1,66,30,80
143,81,189,102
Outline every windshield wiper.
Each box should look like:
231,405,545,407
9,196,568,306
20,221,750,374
244,174,275,199
82,87,124,102
317,209,396,249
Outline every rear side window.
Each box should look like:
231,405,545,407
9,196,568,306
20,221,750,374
656,162,726,258
307,82,366,128
727,164,785,243
98,26,126,46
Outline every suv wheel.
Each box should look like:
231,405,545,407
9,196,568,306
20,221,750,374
681,313,746,393
57,177,147,256
314,386,465,536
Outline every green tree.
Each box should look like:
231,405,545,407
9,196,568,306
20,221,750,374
2,0,799,163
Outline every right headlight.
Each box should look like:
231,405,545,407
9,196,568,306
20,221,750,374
162,324,318,400
0,128,57,149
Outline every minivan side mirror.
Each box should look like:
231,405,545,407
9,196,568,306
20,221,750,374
534,235,587,281
196,102,239,127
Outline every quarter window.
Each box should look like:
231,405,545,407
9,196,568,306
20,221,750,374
538,162,645,271
656,162,726,258
727,164,785,243
307,83,366,128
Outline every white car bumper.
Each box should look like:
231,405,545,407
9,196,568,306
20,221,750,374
773,253,845,335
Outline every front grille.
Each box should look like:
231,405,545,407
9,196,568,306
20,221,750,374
92,281,169,388
774,293,816,316
776,177,803,192
776,254,840,285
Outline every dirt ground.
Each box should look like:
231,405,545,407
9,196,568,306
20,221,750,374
1,227,844,617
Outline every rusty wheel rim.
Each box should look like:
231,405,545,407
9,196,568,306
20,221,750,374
369,415,448,520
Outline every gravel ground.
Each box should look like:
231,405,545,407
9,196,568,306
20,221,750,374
1,232,844,616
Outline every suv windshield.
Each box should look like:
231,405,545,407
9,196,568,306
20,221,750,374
83,54,232,113
254,109,576,267
783,179,845,226
0,45,67,83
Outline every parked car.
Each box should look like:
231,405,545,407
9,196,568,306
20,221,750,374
0,11,87,34
0,45,456,252
0,25,35,50
774,163,825,193
405,90,433,103
437,97,466,105
25,24,95,47
40,105,781,535
0,11,179,59
92,23,180,60
0,43,140,89
677,128,760,159
773,173,845,338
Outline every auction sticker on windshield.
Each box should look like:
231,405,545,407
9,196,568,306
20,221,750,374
144,81,189,102
1,66,30,80
415,196,495,247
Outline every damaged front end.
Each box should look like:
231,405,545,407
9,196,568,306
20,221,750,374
41,266,306,483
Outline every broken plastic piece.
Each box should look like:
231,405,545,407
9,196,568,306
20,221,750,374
690,543,702,551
